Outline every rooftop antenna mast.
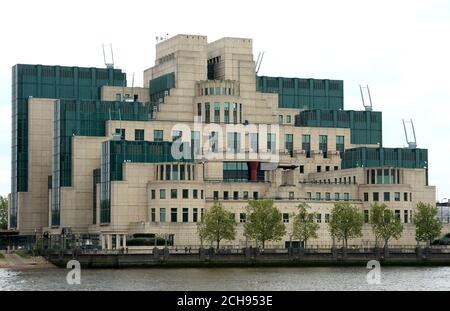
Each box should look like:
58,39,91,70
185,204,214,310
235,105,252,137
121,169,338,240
403,119,417,149
102,44,115,69
359,85,373,111
255,51,265,75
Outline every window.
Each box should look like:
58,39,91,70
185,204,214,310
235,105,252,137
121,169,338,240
344,193,350,201
232,103,237,124
336,135,344,153
227,132,241,153
115,128,125,140
363,192,369,202
171,208,178,222
151,208,156,222
240,213,246,223
171,189,178,199
182,189,189,199
233,191,239,200
135,129,144,141
325,214,330,223
180,165,185,180
197,103,202,117
253,192,258,200
205,102,210,123
302,134,311,157
364,210,369,223
224,102,230,124
404,210,409,223
193,208,198,222
279,115,283,124
154,130,163,142
209,131,218,152
395,192,400,202
182,208,189,223
283,213,289,223
243,191,249,200
395,210,401,220
289,192,294,200
373,192,379,202
317,166,321,173
172,165,179,180
151,189,156,200
404,192,408,201
325,192,331,201
160,208,166,223
224,191,229,200
334,166,339,171
316,192,321,200
285,134,293,157
193,189,198,199
214,102,220,123
213,191,219,200
325,166,330,172
160,189,166,199
165,164,171,180
319,135,328,157
201,190,204,199
306,192,312,200
115,93,121,101
299,165,304,174
286,115,291,123
384,192,390,202
316,214,322,223
335,192,340,201
267,133,276,153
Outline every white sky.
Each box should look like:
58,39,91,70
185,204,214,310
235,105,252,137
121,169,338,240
0,0,449,201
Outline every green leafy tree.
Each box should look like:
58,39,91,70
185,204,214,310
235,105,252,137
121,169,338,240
0,196,8,230
370,203,403,249
329,202,363,248
292,203,319,248
413,202,442,246
244,199,286,249
196,201,237,250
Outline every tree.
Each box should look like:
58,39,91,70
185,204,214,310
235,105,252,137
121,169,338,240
370,203,403,249
292,202,319,248
329,202,363,248
0,195,8,230
413,202,442,247
244,199,286,249
196,201,237,250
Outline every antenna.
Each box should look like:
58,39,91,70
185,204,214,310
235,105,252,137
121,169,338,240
403,119,417,149
102,44,114,69
256,51,265,75
359,85,373,111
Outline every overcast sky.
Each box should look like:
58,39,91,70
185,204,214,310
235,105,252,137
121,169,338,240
0,0,449,201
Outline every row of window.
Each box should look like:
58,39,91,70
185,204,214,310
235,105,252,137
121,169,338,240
201,87,235,96
313,176,357,184
363,209,412,223
197,102,242,124
363,192,412,202
156,164,195,181
212,191,259,201
150,189,204,200
366,169,402,185
305,192,351,201
279,115,292,124
151,207,204,223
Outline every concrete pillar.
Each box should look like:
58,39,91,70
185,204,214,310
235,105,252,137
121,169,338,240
107,235,113,250
101,235,106,250
116,234,121,249
122,235,127,248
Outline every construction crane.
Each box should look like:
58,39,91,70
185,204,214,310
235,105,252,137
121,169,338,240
255,51,265,75
359,85,373,111
102,44,114,69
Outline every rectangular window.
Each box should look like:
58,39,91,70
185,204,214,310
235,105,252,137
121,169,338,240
197,103,202,117
243,191,248,200
395,210,401,220
404,210,409,223
182,189,189,199
319,135,328,157
205,102,210,123
325,192,331,201
135,129,144,141
171,208,178,222
182,208,189,223
335,192,340,201
165,164,171,180
384,192,390,201
193,208,198,222
377,169,382,184
151,208,156,222
201,190,204,199
283,213,289,223
224,102,230,124
151,189,156,200
115,128,125,140
334,166,339,171
306,192,312,200
180,165,185,180
171,189,178,199
240,213,246,223
289,192,294,200
316,192,321,200
279,115,283,124
395,192,401,201
172,165,179,180
224,191,229,200
227,132,241,153
344,193,349,201
209,131,218,153
253,192,258,200
160,208,166,223
214,102,220,123
299,165,304,174
404,192,408,201
364,210,369,223
154,130,163,142
325,214,330,223
193,189,198,199
317,166,321,173
233,191,239,200
316,214,322,223
363,192,369,202
213,191,219,200
286,115,291,123
160,189,166,199
285,134,293,157
373,192,379,202
267,133,276,153
302,134,311,157
232,103,237,124
336,135,344,153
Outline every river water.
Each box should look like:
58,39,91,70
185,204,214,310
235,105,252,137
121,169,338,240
1,266,450,291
